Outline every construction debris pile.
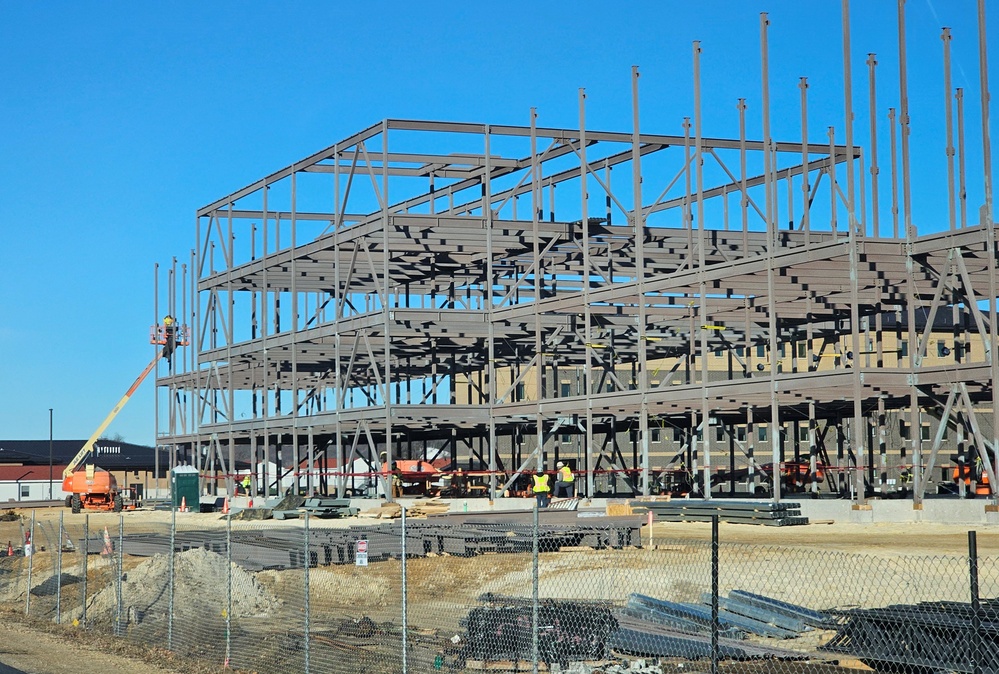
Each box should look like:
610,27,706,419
820,599,999,673
633,499,809,526
72,547,280,625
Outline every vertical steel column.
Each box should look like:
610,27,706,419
225,204,235,494
867,56,881,237
957,89,968,228
761,13,782,502
485,126,498,500
333,149,344,498
291,168,300,464
843,0,866,505
307,426,314,496
189,239,199,473
889,108,900,238
381,122,394,501
878,397,888,493
799,80,810,244
899,0,924,506
530,108,545,473
943,28,957,232
979,0,994,225
738,101,749,253
579,90,595,501
977,0,998,498
632,66,650,495
261,186,271,498
809,401,819,495
694,43,712,498
183,256,192,462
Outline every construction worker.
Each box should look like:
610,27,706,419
554,461,575,498
391,462,404,499
242,473,252,496
162,315,177,364
975,456,991,497
531,470,551,508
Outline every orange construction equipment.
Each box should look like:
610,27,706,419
64,316,185,513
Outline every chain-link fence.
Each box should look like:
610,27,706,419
1,505,998,674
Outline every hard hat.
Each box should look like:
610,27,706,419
556,461,564,468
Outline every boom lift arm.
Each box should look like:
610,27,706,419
62,316,181,479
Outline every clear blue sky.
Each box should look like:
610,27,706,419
0,1,994,446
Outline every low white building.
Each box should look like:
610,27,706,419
0,465,65,503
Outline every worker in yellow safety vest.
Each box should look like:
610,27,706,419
554,461,575,498
531,470,551,508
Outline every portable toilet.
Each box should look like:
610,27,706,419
171,465,200,511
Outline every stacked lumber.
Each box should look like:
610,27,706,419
359,502,402,519
359,499,451,519
406,498,451,517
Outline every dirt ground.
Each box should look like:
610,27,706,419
1,504,997,674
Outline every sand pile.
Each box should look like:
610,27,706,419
78,547,280,625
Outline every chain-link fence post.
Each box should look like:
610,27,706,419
304,510,311,674
226,506,232,669
25,509,35,615
82,513,89,626
532,500,539,674
401,504,408,674
115,513,124,636
711,514,719,674
168,500,175,651
56,510,64,624
969,530,982,674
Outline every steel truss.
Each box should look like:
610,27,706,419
156,5,996,506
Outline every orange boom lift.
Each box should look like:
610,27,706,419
62,316,187,513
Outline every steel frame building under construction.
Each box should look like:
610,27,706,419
156,5,997,507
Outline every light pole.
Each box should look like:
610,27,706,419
48,408,53,500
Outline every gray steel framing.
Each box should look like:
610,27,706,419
155,3,996,505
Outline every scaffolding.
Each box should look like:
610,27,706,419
155,4,997,506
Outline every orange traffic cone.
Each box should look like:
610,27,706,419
222,497,230,515
180,496,187,513
6,541,12,557
248,497,253,509
101,526,113,556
